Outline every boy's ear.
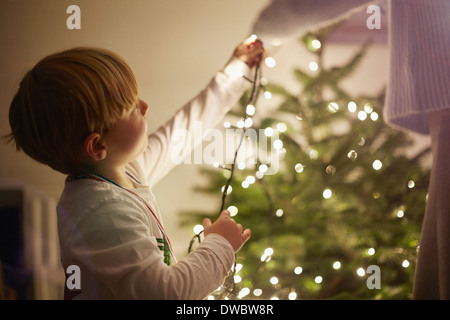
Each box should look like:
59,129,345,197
83,133,107,161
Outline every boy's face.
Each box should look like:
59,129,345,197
103,99,149,166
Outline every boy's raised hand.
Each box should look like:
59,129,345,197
202,210,251,253
233,36,264,68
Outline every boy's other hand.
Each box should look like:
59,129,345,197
202,210,251,253
233,36,264,69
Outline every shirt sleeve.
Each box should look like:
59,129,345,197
129,57,252,187
252,0,378,44
70,198,235,299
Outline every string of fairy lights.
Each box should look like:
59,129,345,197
187,36,417,300
187,34,264,299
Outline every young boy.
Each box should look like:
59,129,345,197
7,37,263,299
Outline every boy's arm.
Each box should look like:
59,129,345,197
70,200,238,299
128,38,263,187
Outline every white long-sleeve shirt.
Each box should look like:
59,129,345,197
253,0,450,135
57,57,251,299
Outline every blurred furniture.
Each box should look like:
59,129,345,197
0,178,64,299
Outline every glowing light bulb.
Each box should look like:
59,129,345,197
288,292,297,300
347,150,357,161
311,39,321,49
359,137,366,146
358,111,368,121
323,188,332,199
277,122,287,132
275,209,284,217
246,176,256,184
348,101,357,113
309,61,319,71
264,127,274,137
332,261,341,270
259,164,268,173
357,267,365,277
253,288,263,297
372,160,382,171
368,248,375,256
314,276,323,284
270,276,279,285
328,102,339,113
364,103,373,114
244,117,253,128
309,149,318,159
265,57,276,68
261,247,274,262
326,165,336,175
246,104,256,116
255,171,264,179
238,287,250,299
295,163,304,173
193,224,204,234
273,139,283,150
294,266,303,275
221,185,232,194
227,205,238,216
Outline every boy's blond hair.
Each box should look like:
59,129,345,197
6,47,139,174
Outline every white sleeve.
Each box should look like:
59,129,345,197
71,199,234,299
129,57,251,187
252,0,379,44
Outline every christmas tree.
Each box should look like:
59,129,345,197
181,25,430,300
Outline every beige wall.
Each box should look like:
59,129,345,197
0,1,429,259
